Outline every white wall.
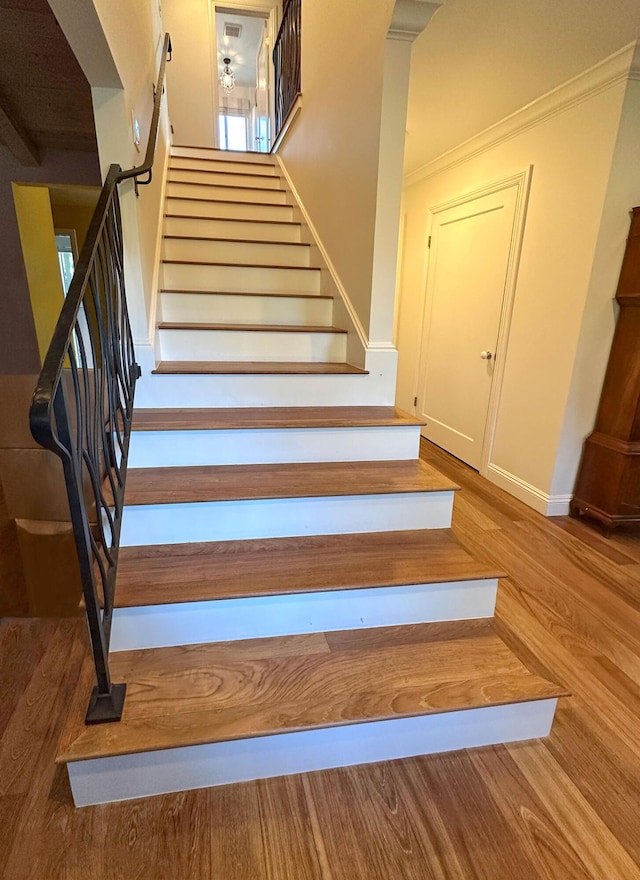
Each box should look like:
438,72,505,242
278,0,396,338
397,53,633,513
51,0,170,343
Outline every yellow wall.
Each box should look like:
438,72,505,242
12,184,65,365
51,202,97,251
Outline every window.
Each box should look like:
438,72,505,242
55,232,76,294
218,114,248,151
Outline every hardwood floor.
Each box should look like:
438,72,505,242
3,439,640,878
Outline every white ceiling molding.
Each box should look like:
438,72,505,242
405,39,640,186
388,0,443,42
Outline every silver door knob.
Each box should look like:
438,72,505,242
480,351,493,360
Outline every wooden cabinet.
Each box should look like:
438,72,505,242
572,207,640,532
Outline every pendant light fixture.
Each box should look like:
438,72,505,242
219,57,235,94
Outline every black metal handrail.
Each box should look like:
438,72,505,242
273,0,301,138
29,33,172,724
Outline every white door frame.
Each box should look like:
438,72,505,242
416,167,532,475
210,2,281,151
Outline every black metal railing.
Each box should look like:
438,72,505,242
29,33,171,724
273,0,301,137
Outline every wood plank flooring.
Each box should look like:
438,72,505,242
4,439,640,878
115,529,503,607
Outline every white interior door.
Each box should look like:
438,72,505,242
417,185,519,470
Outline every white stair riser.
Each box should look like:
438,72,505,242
111,579,499,651
119,492,455,546
128,425,421,468
159,291,333,326
166,181,289,205
161,262,321,295
135,373,389,409
162,237,311,267
164,216,301,242
67,700,558,806
169,168,282,189
166,197,294,222
158,328,347,363
170,157,278,175
172,146,273,164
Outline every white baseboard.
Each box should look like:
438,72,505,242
67,698,558,806
110,578,499,651
486,463,571,516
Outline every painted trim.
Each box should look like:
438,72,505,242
271,94,302,152
405,41,640,186
388,0,443,42
67,699,558,806
110,578,499,651
275,153,370,349
140,124,171,348
486,463,571,517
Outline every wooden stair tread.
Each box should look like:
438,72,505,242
163,235,309,247
131,405,426,431
152,361,369,375
121,460,459,506
169,166,278,181
167,179,284,193
173,145,274,159
164,214,302,228
115,529,505,607
157,322,346,334
165,196,289,208
58,620,566,762
162,259,318,270
160,288,332,300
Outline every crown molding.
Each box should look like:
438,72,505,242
388,0,443,42
405,39,640,186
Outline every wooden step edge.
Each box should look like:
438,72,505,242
162,259,318,271
130,406,427,432
56,620,568,763
170,152,275,165
163,234,309,247
157,322,347,334
151,361,369,375
119,460,460,507
164,213,302,228
172,145,274,159
159,288,332,300
169,165,278,180
167,179,286,193
165,196,292,208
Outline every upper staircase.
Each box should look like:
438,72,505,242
58,147,564,807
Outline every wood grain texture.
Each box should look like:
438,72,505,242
131,405,425,431
5,439,640,878
115,529,502,607
157,322,347,333
164,214,302,228
119,459,459,506
160,287,330,299
152,360,368,375
58,620,563,761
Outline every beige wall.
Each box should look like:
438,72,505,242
551,77,640,497
396,71,629,510
278,0,395,338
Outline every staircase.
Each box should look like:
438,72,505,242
58,147,564,807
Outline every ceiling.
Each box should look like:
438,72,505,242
405,0,640,175
216,10,267,90
0,0,97,165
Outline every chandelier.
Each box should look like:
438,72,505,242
220,57,235,94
